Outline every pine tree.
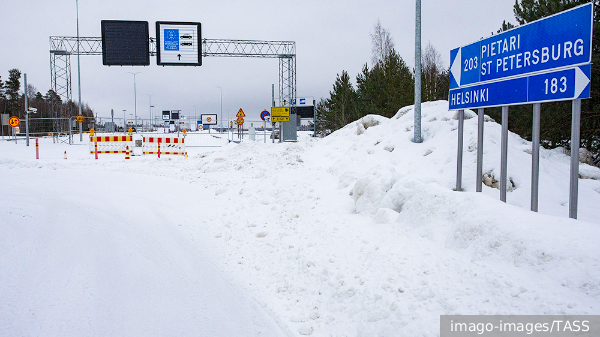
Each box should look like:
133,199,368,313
328,71,358,130
5,69,21,116
504,0,600,164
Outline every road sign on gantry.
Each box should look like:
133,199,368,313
449,3,592,90
101,20,150,66
156,22,202,66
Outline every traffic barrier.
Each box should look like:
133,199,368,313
89,135,133,154
142,136,185,156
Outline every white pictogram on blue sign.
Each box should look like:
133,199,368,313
164,29,179,51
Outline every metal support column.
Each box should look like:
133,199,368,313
413,0,422,143
531,103,541,212
500,106,509,202
476,108,484,192
455,109,464,191
569,99,581,219
24,74,29,147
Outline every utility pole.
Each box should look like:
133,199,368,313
128,72,140,131
76,0,83,142
413,0,422,143
146,93,152,132
216,86,222,133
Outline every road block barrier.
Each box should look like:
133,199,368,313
89,135,133,154
142,136,185,156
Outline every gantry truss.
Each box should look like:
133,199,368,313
49,36,296,109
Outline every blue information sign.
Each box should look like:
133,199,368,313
449,3,593,89
164,29,179,51
449,64,591,110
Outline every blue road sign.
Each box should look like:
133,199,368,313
449,3,593,89
164,29,179,51
449,64,591,110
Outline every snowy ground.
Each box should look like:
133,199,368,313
2,101,600,336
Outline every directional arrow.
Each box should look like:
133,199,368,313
450,47,462,88
575,66,591,99
177,54,182,60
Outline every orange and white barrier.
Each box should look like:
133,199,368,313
89,135,133,154
142,136,185,156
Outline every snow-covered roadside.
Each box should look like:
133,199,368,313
0,166,289,336
2,100,600,336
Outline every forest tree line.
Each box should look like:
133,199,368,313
0,68,95,133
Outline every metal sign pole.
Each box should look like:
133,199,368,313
455,109,464,191
531,103,541,212
500,106,509,202
476,108,484,192
569,99,581,219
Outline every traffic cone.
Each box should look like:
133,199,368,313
185,152,188,159
125,146,130,160
64,150,67,159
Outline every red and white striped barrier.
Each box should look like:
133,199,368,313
89,135,133,154
142,136,185,156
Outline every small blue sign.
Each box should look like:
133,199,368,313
449,65,591,110
450,3,593,89
164,29,179,51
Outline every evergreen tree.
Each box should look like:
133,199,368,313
328,71,358,130
492,0,600,165
5,69,21,116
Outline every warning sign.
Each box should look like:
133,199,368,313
8,116,20,127
236,109,246,118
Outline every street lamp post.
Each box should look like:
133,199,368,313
128,72,141,131
123,109,126,130
76,0,83,142
216,86,223,133
146,94,153,132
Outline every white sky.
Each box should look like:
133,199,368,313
0,0,515,121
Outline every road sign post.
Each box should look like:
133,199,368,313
449,3,593,218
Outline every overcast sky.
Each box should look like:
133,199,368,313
1,0,515,122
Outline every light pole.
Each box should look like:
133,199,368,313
128,72,141,131
150,105,154,131
76,0,83,141
193,106,197,131
122,109,126,130
146,94,152,131
413,0,422,143
216,86,222,133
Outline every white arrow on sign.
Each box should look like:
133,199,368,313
450,48,462,87
575,66,591,99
